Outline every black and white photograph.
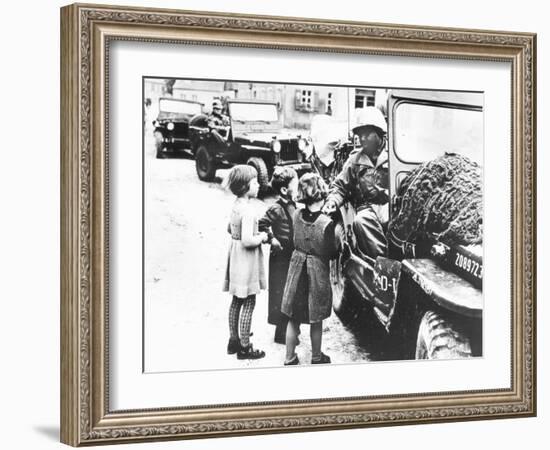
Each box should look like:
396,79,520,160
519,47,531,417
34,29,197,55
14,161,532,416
2,0,544,446
142,78,484,373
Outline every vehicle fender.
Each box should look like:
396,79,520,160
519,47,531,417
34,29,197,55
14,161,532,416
237,145,274,165
401,258,482,319
342,251,402,330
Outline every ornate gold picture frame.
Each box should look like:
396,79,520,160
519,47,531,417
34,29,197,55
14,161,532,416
60,3,536,446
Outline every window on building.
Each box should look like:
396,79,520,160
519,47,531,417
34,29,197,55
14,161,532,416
302,90,312,109
355,89,376,109
327,92,334,114
294,88,320,112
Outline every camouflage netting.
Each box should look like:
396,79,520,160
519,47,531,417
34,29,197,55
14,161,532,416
389,153,483,246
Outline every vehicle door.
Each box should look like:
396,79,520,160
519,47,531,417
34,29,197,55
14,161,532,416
387,90,484,226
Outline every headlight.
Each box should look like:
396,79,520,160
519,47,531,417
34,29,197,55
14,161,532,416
298,138,307,151
167,122,175,131
272,140,281,153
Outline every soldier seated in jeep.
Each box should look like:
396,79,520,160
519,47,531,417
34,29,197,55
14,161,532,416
207,99,230,140
322,107,389,260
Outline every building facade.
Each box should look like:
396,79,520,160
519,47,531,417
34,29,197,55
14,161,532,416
144,78,388,132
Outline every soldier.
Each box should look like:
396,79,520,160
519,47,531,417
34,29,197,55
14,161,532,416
208,99,230,138
322,107,389,259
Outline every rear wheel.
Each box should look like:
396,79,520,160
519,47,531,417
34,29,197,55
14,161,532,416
331,268,362,324
246,157,270,192
154,131,167,159
331,221,361,324
195,146,217,181
415,310,472,359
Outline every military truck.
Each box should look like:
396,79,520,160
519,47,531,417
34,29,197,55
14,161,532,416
318,90,483,360
193,99,311,191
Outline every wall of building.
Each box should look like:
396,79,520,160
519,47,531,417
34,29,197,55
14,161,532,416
146,79,387,132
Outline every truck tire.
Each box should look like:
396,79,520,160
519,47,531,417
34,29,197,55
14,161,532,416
415,310,472,360
332,275,361,324
154,131,167,159
246,157,270,191
195,146,217,181
331,221,361,324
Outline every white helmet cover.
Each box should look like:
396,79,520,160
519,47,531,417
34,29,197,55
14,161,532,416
353,106,387,134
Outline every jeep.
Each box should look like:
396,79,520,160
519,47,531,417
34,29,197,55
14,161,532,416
193,99,311,190
153,97,204,159
313,90,484,360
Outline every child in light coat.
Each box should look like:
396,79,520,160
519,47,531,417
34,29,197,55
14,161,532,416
223,165,269,360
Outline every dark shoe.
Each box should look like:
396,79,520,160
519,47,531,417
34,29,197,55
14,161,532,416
311,352,331,364
284,354,300,365
237,344,265,360
227,338,241,355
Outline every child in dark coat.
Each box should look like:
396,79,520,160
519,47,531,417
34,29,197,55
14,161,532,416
259,167,299,344
281,173,337,365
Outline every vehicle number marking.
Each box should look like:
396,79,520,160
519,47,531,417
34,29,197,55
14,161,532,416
374,273,399,295
455,253,483,279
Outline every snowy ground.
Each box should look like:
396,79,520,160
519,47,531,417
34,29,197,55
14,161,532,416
143,133,376,373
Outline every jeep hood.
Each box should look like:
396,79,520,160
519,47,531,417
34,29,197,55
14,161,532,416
234,131,301,143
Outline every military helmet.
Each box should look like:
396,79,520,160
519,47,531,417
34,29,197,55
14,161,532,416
352,106,387,135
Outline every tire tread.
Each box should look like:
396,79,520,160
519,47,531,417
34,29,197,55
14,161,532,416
416,310,472,359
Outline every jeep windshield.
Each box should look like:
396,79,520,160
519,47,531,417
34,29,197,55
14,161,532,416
159,98,202,116
229,103,279,123
394,102,483,164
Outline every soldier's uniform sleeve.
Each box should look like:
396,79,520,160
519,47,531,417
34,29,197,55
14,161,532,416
372,159,390,205
327,157,355,208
